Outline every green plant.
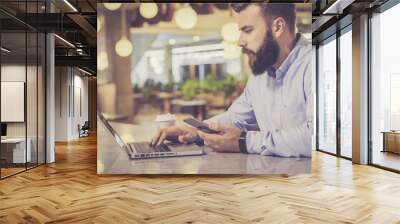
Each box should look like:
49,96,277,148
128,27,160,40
161,82,175,92
220,75,237,96
134,79,179,100
180,79,200,100
199,75,222,94
133,83,141,93
178,73,249,101
155,82,163,91
138,79,159,100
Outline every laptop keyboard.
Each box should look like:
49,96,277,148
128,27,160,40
130,142,171,153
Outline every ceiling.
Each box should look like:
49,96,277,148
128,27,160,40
0,0,97,74
311,0,392,43
2,0,396,74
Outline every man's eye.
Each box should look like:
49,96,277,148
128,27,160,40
244,29,252,34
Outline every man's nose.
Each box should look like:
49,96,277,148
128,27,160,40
238,34,246,48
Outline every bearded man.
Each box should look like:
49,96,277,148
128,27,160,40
151,3,313,157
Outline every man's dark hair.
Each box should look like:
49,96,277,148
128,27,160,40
231,3,296,33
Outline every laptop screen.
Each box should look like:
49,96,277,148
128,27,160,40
97,112,127,149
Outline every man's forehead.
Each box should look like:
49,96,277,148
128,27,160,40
237,4,263,28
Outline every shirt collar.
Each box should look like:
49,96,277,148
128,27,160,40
266,33,307,80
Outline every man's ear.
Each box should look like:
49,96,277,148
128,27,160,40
272,17,285,38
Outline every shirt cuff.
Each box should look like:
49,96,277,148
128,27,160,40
245,131,274,155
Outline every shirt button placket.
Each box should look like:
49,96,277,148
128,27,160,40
278,78,284,129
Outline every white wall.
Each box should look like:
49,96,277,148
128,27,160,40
1,64,46,163
1,82,25,122
1,65,26,81
54,67,89,141
1,65,27,140
1,65,36,138
55,67,69,141
71,73,89,139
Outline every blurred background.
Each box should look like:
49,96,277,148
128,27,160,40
97,3,311,124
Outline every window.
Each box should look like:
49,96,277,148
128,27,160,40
312,45,317,151
339,28,352,158
317,37,337,154
0,1,47,179
371,2,400,171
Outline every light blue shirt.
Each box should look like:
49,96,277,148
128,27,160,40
206,34,313,157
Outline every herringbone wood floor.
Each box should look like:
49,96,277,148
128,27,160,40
0,134,400,224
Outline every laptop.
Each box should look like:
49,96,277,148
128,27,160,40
98,112,205,160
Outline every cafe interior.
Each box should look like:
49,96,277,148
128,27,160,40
97,3,311,124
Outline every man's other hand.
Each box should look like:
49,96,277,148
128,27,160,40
197,123,242,152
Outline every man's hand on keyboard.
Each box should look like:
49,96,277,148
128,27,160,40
150,126,199,146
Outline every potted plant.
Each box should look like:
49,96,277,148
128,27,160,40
179,79,201,100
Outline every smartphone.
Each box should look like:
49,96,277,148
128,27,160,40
183,118,221,134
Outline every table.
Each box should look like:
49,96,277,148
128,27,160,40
1,138,31,163
97,119,311,175
157,92,181,114
171,99,207,120
381,131,400,154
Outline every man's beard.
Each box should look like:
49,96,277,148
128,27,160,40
242,29,279,75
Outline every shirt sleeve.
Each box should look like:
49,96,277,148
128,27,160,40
204,77,259,131
246,64,313,157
